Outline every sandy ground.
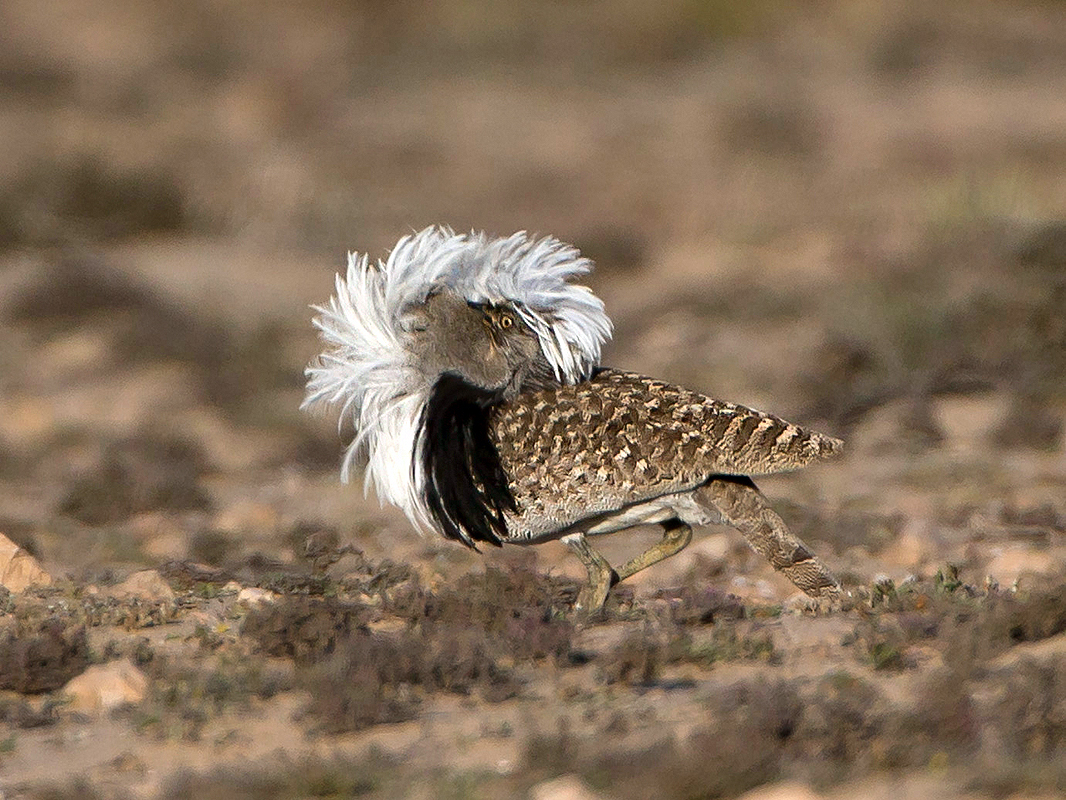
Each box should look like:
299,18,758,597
1,1,1065,798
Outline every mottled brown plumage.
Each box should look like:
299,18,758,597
492,369,842,542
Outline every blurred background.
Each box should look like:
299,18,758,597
1,0,1065,797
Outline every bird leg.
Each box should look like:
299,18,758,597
562,519,693,615
561,532,617,614
615,519,692,583
696,477,840,597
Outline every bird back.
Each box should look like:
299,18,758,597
491,369,842,540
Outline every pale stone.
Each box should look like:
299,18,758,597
0,533,52,593
61,660,148,715
529,774,611,800
107,569,176,602
237,587,278,607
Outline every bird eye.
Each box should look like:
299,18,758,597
499,313,514,329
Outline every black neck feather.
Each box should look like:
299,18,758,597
419,373,517,549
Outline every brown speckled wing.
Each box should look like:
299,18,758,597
490,369,842,541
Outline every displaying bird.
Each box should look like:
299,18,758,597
303,226,841,612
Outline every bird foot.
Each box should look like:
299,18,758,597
572,574,616,620
562,532,618,620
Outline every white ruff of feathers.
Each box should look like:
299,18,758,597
302,226,613,533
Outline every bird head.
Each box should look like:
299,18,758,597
403,290,556,396
302,226,613,532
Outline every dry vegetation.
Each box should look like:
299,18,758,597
1,0,1065,798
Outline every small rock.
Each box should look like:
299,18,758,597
108,569,176,602
0,533,52,593
60,660,148,715
529,774,611,800
237,587,278,607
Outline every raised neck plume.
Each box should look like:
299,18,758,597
302,226,611,542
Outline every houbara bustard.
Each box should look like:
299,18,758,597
304,227,842,612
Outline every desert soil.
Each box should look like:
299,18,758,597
1,1,1065,798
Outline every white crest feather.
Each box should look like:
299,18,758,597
302,226,613,532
